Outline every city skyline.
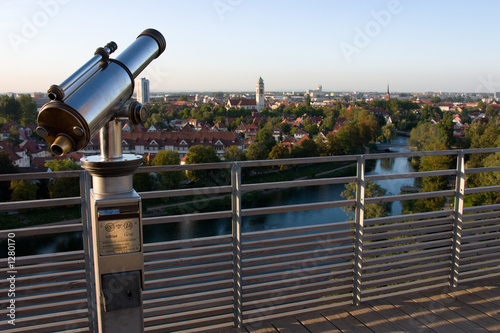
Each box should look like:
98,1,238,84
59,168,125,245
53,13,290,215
2,0,500,94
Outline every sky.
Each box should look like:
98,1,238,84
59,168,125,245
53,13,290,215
2,0,500,94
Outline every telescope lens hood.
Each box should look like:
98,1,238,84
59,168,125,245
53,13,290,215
138,29,166,57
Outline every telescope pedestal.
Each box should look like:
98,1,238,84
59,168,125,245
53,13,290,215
82,129,144,332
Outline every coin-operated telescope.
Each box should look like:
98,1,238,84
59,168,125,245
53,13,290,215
37,29,166,333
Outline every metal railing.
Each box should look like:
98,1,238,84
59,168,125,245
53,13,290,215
1,148,500,332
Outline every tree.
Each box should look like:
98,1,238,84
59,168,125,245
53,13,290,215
224,146,246,162
17,94,37,125
45,159,81,198
245,142,268,161
185,145,221,185
430,96,441,104
268,144,290,169
133,156,155,192
305,94,311,107
0,95,20,122
255,128,276,154
6,125,21,146
0,151,18,201
341,181,392,219
291,139,318,158
380,123,396,142
151,150,184,190
10,180,38,201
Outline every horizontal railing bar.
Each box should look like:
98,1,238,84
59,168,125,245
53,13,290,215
143,211,232,225
462,224,500,236
461,245,500,258
241,199,355,217
465,185,500,195
144,234,232,252
363,262,450,283
239,155,359,168
463,211,500,221
145,261,233,280
466,166,500,174
0,223,83,239
366,169,456,182
364,239,452,257
143,280,233,300
464,204,500,214
463,147,500,154
365,190,455,205
139,162,232,173
364,230,453,250
364,224,452,242
463,217,500,228
363,253,450,274
459,267,500,279
0,250,84,266
365,217,452,234
363,247,451,267
144,244,232,262
361,277,449,299
461,253,500,266
242,220,353,241
462,231,500,243
365,209,453,226
144,296,233,318
241,177,357,193
243,229,354,250
363,268,450,289
0,196,81,211
139,186,232,200
365,150,458,160
0,170,82,182
461,239,499,252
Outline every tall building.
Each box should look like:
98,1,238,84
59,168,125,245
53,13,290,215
136,78,150,104
385,84,390,101
256,77,265,112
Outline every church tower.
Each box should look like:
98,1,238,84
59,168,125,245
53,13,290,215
256,77,265,112
385,84,390,101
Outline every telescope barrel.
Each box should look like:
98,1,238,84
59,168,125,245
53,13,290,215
37,29,166,156
48,42,117,101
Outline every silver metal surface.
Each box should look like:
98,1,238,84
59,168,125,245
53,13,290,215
100,120,122,160
114,36,160,78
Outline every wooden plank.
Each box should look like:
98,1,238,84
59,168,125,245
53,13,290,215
365,209,453,227
366,299,432,332
460,258,500,272
0,270,85,288
12,299,87,317
463,211,500,222
362,277,449,298
461,245,500,259
344,304,405,333
270,317,310,333
0,259,84,275
0,250,84,266
296,313,341,332
10,290,87,307
405,293,484,332
451,288,500,322
425,290,500,331
322,309,373,333
389,295,466,333
462,217,500,229
245,321,278,333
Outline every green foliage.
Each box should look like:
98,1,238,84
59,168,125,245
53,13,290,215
185,145,221,185
0,95,20,122
17,94,38,126
10,180,38,201
224,146,246,162
246,142,268,161
44,159,81,198
0,152,17,201
380,123,396,142
151,150,184,190
291,139,318,158
341,181,392,219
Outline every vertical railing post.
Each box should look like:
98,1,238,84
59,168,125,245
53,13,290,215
80,170,97,332
353,155,365,306
451,150,465,287
231,162,243,328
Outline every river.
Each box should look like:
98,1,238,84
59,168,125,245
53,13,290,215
5,136,414,256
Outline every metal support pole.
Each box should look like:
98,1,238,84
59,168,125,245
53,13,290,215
451,150,465,287
231,163,243,328
353,155,365,306
80,170,98,332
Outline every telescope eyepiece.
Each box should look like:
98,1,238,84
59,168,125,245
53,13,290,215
51,134,75,156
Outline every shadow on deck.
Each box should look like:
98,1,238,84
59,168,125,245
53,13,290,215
224,277,500,333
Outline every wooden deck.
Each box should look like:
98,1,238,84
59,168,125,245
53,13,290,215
223,277,500,333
